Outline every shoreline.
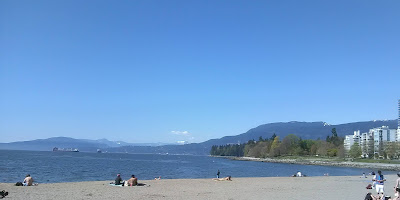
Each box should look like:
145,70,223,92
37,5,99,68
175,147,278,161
216,156,400,171
0,175,397,200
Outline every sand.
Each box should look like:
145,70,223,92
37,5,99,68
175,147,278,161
0,175,397,200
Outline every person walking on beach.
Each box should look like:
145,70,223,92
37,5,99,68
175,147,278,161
217,170,220,178
372,170,386,195
115,174,124,186
23,174,34,186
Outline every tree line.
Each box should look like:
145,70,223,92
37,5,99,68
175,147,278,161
210,128,345,158
349,140,400,159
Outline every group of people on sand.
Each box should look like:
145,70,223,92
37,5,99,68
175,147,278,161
212,176,232,181
212,169,232,181
114,174,138,186
364,170,400,200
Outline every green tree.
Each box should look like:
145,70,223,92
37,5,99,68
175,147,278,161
332,128,337,137
280,134,300,156
269,136,280,157
384,142,399,159
260,141,272,158
316,140,328,156
337,144,345,158
300,139,315,155
244,140,256,156
348,142,362,158
326,128,342,147
270,133,277,141
327,148,338,157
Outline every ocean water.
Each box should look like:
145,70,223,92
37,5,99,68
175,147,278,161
0,150,391,183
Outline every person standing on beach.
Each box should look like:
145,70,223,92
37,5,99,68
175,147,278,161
23,174,34,186
394,172,400,199
115,174,124,186
217,170,220,178
372,170,386,195
372,171,376,188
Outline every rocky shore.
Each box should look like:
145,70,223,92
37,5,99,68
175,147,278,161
219,156,400,171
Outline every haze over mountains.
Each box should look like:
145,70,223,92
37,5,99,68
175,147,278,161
0,137,171,152
0,120,397,155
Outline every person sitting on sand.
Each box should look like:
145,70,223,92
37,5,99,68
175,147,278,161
127,175,138,186
115,174,124,186
291,171,305,177
365,192,383,200
0,190,9,199
212,176,232,181
23,174,34,186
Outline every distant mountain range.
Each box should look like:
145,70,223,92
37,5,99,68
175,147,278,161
0,120,397,155
0,137,171,152
200,120,398,146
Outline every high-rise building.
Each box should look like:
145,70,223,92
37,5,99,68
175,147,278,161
398,99,400,141
373,126,397,158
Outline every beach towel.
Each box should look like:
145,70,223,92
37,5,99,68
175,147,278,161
109,183,124,187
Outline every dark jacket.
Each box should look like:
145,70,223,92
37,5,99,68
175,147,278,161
115,176,123,185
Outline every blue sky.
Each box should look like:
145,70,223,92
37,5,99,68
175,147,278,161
1,0,399,143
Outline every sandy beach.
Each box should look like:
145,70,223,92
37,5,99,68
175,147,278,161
1,175,397,200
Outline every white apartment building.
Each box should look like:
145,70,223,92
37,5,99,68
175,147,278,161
360,131,374,158
344,126,397,158
372,126,397,157
344,130,361,151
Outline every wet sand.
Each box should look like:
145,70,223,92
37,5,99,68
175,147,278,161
0,175,397,200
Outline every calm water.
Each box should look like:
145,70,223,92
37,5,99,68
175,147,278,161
0,150,392,183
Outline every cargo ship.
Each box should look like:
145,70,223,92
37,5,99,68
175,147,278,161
52,147,79,152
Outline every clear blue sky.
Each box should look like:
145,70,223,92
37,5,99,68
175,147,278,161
1,0,399,143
